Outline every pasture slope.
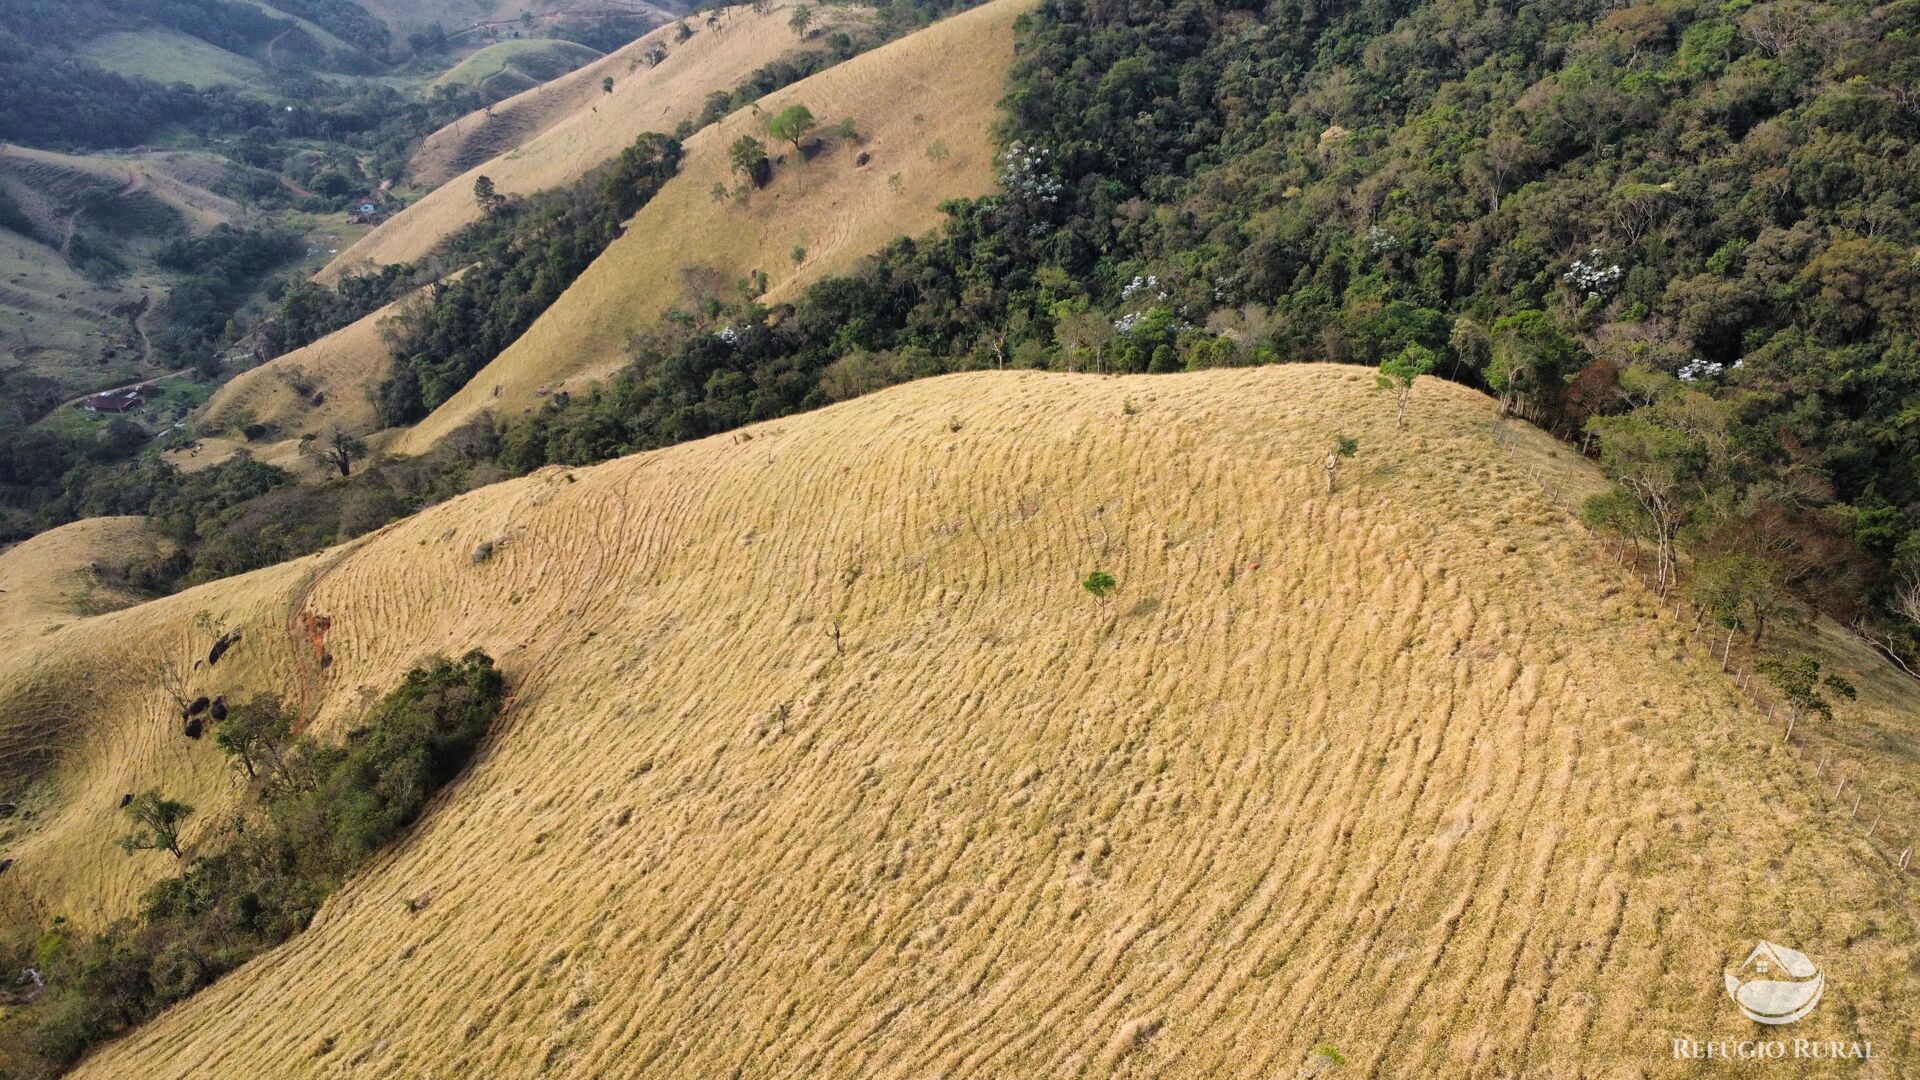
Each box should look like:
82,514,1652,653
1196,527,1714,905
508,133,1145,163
430,38,605,99
322,2,840,281
391,0,1023,454
412,37,625,187
0,147,238,396
0,367,1912,1076
198,288,423,452
0,516,162,657
353,0,678,40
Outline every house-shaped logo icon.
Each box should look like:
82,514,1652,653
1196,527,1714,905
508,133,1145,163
1725,941,1824,1025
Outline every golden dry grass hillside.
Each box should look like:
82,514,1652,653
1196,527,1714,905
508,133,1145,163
321,3,845,282
391,0,1023,454
3,367,1916,1075
196,289,421,458
0,517,162,657
412,40,611,186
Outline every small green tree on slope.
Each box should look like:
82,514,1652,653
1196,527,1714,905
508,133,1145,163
1325,433,1359,493
1377,343,1437,427
1758,656,1855,742
216,695,295,782
120,789,193,858
768,104,816,160
730,135,769,187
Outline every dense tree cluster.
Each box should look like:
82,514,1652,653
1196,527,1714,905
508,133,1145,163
0,34,266,149
259,264,416,359
150,225,308,370
267,0,392,55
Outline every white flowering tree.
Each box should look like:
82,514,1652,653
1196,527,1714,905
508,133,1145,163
1563,248,1624,299
1001,142,1063,206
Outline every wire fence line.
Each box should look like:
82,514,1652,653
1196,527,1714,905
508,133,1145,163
1494,416,1917,882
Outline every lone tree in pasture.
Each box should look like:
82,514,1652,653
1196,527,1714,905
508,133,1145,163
1082,570,1117,600
143,654,194,715
119,789,194,858
473,174,505,214
789,4,813,36
768,104,816,159
302,428,368,478
1758,656,1856,742
602,76,615,95
1324,433,1359,493
1377,344,1437,427
729,135,770,188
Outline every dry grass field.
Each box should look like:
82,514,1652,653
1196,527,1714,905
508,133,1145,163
323,3,845,281
0,516,161,656
3,367,1915,1075
200,290,420,445
391,0,1023,454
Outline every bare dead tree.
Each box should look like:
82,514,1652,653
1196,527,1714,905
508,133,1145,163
144,655,194,715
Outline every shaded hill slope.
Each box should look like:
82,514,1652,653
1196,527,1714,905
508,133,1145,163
0,146,241,403
412,39,614,186
2,368,1912,1074
355,0,677,39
